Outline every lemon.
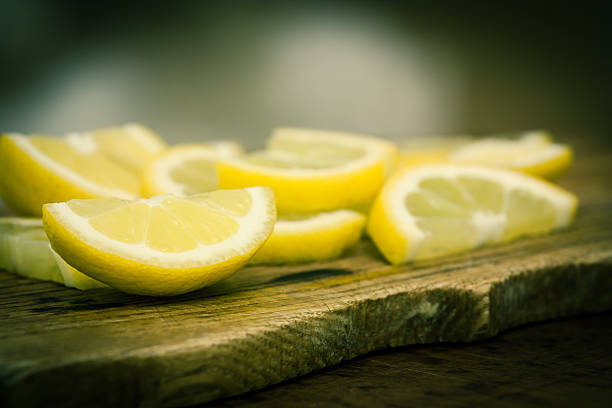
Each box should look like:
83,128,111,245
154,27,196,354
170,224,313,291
143,141,243,197
399,135,473,167
367,164,577,264
250,209,366,264
87,123,167,175
43,187,276,296
217,127,397,212
0,124,166,215
0,217,106,289
449,130,572,179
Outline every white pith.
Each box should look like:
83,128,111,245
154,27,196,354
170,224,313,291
45,187,275,268
221,129,395,178
205,141,244,157
123,123,167,153
65,132,98,154
9,134,138,199
383,165,576,260
274,210,364,235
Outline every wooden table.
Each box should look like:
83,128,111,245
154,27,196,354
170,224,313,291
206,312,612,408
1,140,611,407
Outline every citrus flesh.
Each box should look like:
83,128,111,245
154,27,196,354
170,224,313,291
367,164,577,264
43,187,276,296
143,142,243,197
0,124,166,215
250,209,366,264
0,217,106,289
217,127,397,212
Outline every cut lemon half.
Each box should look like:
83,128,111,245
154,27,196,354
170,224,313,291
43,187,276,296
217,127,397,212
0,217,106,289
449,130,572,179
0,124,165,215
143,142,243,197
367,164,577,264
250,209,366,264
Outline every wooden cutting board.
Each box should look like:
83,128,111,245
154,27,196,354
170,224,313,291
1,149,612,408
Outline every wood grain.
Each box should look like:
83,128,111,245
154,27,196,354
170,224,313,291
1,151,612,408
205,312,612,408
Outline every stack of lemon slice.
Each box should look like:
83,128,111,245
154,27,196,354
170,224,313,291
216,127,397,264
0,123,579,296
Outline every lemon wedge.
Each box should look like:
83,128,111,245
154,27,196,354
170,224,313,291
43,187,276,296
250,209,366,264
367,164,577,264
217,127,397,212
143,142,243,197
0,217,106,289
87,123,167,175
449,131,572,179
0,124,166,215
399,135,473,167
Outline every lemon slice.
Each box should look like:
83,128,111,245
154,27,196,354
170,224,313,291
0,217,106,289
367,164,577,264
86,123,167,174
0,124,165,215
43,187,276,296
250,209,366,264
217,127,397,212
449,131,572,179
399,135,473,167
143,142,243,197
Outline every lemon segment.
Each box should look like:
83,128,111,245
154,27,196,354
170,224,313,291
449,131,572,179
0,124,165,215
0,217,106,289
217,127,397,212
87,123,167,175
143,142,243,197
250,209,366,264
42,187,276,296
367,165,577,264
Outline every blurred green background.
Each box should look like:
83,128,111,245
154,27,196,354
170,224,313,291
1,1,610,147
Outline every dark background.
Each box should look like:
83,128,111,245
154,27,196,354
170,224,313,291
1,1,611,147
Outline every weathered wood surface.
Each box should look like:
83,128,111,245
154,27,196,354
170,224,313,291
1,150,612,408
208,312,612,408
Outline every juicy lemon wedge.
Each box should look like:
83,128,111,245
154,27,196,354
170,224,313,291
0,217,106,289
449,131,572,179
143,142,243,197
217,127,397,212
0,124,166,215
367,164,577,264
42,187,276,296
250,209,366,264
86,123,167,175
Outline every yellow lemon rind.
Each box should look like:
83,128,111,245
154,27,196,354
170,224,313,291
250,210,366,264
